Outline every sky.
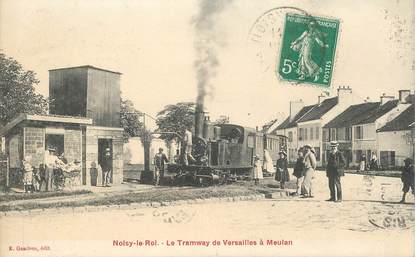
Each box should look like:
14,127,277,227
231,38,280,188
1,0,414,128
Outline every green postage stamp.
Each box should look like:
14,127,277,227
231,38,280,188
278,13,340,88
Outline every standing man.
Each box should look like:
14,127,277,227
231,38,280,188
293,148,306,196
44,148,58,191
400,158,414,203
154,148,169,185
326,141,345,202
183,129,195,165
102,148,112,187
302,145,316,198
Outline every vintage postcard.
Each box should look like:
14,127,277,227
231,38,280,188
0,0,414,257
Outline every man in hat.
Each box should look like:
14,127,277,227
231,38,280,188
153,148,169,185
44,147,59,191
102,148,112,187
400,158,414,203
326,141,345,202
302,144,316,198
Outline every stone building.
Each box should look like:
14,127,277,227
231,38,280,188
0,65,124,188
377,102,414,167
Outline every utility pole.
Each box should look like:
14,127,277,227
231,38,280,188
142,113,150,172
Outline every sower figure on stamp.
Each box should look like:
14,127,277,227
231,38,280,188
400,158,414,203
154,148,169,186
102,148,112,187
290,21,328,82
326,141,345,202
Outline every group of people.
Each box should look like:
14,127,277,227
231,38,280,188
22,148,82,193
254,141,415,204
90,148,113,187
358,153,379,172
270,141,345,201
291,144,319,197
253,141,345,202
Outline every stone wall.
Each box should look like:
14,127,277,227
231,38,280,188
24,127,45,168
64,129,82,163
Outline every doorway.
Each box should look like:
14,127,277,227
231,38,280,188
45,134,64,155
98,139,113,184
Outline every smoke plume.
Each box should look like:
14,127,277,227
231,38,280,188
192,0,233,111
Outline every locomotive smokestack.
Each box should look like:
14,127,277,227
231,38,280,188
195,102,205,138
192,0,232,139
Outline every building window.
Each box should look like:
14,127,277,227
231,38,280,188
355,126,363,140
330,128,337,141
304,128,308,140
345,127,351,141
322,129,329,142
247,135,255,148
310,127,314,140
299,128,304,141
380,151,395,168
256,136,263,149
314,147,320,162
288,132,293,142
316,127,320,139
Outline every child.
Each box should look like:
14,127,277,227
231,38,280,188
400,158,414,203
253,155,263,185
293,149,305,196
22,156,34,193
32,168,41,192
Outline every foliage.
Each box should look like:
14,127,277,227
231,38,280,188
0,52,48,126
156,102,195,143
120,99,144,142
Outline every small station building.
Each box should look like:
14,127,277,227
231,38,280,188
0,65,124,188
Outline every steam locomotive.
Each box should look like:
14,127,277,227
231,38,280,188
165,106,287,186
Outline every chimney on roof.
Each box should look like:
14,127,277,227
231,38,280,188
318,94,327,105
337,86,353,105
289,100,304,122
380,93,395,105
398,90,411,103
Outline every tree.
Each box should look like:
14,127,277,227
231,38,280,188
0,52,48,126
120,99,144,142
156,102,195,143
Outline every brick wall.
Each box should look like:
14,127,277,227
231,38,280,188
24,127,45,168
64,129,82,162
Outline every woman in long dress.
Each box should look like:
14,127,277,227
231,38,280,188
302,145,317,198
276,151,290,189
263,149,275,174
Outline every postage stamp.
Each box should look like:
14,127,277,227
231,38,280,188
278,13,340,87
